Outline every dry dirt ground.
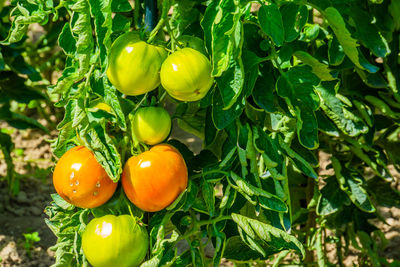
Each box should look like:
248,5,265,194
0,122,399,266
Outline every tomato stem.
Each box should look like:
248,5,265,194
147,0,171,43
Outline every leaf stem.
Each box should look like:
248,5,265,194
177,215,231,242
189,169,229,180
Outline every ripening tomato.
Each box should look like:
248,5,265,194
160,47,214,102
122,144,188,212
82,215,148,267
131,106,171,145
52,146,117,209
107,32,167,96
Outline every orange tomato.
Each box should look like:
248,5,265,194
52,146,117,209
121,144,188,212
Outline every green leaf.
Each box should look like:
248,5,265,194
252,70,277,113
350,6,390,58
315,82,368,137
202,179,215,216
212,88,244,130
201,0,243,76
258,3,285,47
3,4,49,44
112,13,131,33
315,110,340,137
294,51,335,81
141,232,179,267
231,213,305,258
170,0,200,38
328,37,345,66
253,127,286,180
331,157,376,213
58,23,77,57
111,0,132,12
89,0,112,67
280,3,308,42
366,177,400,208
0,132,16,194
299,23,319,42
229,172,287,212
216,56,244,109
278,135,318,179
323,7,363,69
317,176,349,216
389,0,400,30
276,66,320,149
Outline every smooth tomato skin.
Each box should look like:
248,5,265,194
160,48,214,102
132,107,171,145
52,146,117,209
107,32,167,96
122,144,188,212
82,215,148,267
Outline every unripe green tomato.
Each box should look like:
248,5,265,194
107,32,167,96
160,48,214,102
82,215,148,267
132,107,171,145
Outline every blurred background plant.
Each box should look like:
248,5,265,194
0,0,65,195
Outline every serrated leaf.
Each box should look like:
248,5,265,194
315,82,368,137
89,0,112,67
232,213,305,258
229,172,287,212
201,0,243,77
324,7,363,69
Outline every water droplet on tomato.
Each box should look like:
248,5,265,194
70,183,73,187
75,180,79,185
70,172,74,179
93,191,98,196
96,182,101,188
73,190,77,193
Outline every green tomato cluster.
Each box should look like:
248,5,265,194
106,32,214,102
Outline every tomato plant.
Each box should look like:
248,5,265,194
160,47,214,101
4,0,400,266
131,106,171,145
107,32,167,96
122,144,188,212
53,146,117,208
82,214,148,267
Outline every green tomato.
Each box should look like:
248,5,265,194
82,215,148,267
131,106,171,145
107,32,167,96
160,48,214,102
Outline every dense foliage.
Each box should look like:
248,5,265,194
2,0,400,265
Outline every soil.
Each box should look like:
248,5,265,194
1,122,399,266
